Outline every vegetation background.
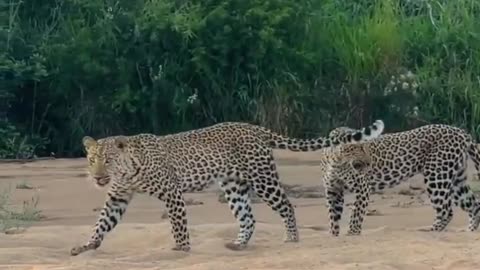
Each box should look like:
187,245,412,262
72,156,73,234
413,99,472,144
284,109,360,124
2,0,480,158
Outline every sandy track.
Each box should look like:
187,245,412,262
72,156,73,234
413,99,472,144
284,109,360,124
1,151,479,270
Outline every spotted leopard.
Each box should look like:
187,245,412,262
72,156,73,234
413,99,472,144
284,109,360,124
320,124,480,236
70,120,384,256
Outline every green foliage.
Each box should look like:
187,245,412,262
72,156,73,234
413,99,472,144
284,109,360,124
0,121,47,159
2,0,480,157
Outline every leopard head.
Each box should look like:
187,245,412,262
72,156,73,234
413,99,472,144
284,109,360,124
83,135,143,188
82,136,114,187
337,143,371,173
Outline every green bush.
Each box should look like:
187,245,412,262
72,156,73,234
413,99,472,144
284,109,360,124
2,0,480,157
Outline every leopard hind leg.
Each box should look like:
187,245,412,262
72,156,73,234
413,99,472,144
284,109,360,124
423,158,454,231
219,174,256,251
451,157,480,231
248,148,299,243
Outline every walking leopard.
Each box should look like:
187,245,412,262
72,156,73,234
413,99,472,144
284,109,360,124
319,124,480,236
70,120,384,255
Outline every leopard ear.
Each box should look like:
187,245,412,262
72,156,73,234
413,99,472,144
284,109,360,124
114,136,128,150
82,136,97,149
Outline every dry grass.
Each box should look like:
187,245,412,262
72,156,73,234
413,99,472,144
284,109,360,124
15,179,34,190
0,186,43,233
470,181,480,195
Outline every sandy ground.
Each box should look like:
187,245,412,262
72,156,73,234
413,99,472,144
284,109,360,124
1,150,480,270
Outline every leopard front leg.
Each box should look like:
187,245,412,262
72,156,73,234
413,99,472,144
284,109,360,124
146,177,191,252
347,176,370,235
164,187,191,252
166,193,190,252
325,186,344,236
71,187,133,256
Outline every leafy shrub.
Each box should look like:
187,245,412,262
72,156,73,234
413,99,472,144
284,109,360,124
2,0,480,157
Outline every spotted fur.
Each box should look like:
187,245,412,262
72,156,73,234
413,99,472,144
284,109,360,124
321,124,480,236
70,120,384,256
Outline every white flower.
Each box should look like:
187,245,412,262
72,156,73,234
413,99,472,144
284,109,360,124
402,82,409,90
187,92,198,104
406,70,414,79
412,106,419,116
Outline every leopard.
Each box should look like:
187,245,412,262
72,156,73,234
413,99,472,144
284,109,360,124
318,123,480,237
70,120,384,256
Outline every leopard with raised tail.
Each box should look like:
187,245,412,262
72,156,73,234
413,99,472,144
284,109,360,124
318,124,480,236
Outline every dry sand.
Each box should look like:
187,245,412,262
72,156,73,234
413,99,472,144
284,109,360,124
1,150,480,270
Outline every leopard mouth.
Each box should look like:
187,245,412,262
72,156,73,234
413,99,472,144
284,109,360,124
94,176,110,187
